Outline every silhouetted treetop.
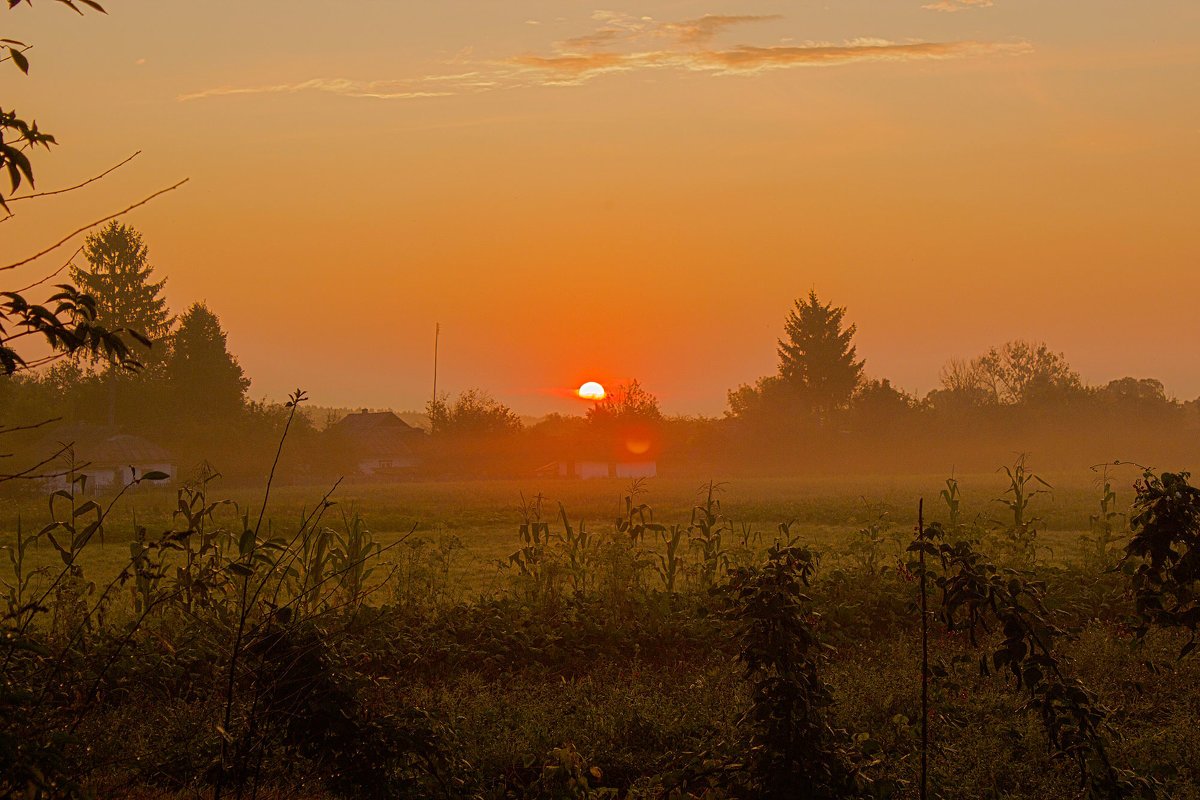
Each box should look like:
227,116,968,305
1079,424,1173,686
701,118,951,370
166,302,249,419
777,291,864,417
938,340,1082,406
428,389,521,437
586,379,662,427
71,221,171,356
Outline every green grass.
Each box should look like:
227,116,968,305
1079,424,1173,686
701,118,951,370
0,469,1130,596
9,465,1198,798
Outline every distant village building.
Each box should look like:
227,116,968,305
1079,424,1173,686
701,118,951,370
42,429,176,492
537,427,659,480
326,410,425,479
542,459,657,480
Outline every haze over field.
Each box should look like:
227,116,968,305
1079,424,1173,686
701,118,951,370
6,0,1199,414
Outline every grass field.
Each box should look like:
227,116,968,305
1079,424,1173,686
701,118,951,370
1,466,1135,596
7,462,1200,798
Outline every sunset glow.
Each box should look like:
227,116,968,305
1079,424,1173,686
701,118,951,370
5,2,1198,415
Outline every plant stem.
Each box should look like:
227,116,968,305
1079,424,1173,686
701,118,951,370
919,498,928,800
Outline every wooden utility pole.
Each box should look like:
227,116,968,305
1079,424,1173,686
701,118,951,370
430,322,440,432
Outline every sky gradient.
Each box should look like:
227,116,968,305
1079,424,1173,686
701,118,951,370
6,1,1199,415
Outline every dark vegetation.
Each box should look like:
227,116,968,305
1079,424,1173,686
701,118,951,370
3,431,1200,798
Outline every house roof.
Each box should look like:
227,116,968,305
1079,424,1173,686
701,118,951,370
327,410,425,458
38,424,174,466
90,434,173,465
328,410,421,437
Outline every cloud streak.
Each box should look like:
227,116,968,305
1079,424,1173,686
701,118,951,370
511,39,1031,83
557,13,780,50
660,14,783,45
179,11,1030,102
179,78,457,102
922,0,995,12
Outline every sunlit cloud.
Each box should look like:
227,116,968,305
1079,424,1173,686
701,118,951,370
922,0,995,12
558,13,778,50
660,14,782,45
180,10,1031,102
512,40,1031,84
179,78,456,102
689,40,1029,72
560,27,629,50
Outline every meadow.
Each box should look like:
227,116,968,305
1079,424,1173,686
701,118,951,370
0,469,1131,591
2,460,1198,799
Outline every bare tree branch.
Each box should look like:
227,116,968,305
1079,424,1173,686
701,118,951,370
0,440,86,485
0,178,188,272
12,245,80,294
6,150,141,204
0,416,61,436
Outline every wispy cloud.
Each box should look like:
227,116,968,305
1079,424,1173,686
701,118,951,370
511,39,1031,84
660,15,782,45
557,12,778,50
179,10,1030,102
178,78,457,102
560,27,629,50
922,0,994,12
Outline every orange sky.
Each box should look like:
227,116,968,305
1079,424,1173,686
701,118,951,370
5,1,1199,414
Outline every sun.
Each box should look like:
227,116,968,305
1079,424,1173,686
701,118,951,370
577,381,606,400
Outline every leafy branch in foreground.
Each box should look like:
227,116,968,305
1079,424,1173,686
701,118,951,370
1124,469,1200,659
912,522,1155,799
0,284,145,374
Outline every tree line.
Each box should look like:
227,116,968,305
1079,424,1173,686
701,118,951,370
0,221,314,484
3,223,1197,482
723,292,1197,471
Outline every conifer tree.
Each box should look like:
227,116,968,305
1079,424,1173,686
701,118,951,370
71,221,172,362
777,291,864,419
166,302,249,421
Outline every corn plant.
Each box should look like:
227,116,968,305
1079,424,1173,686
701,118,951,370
844,501,897,576
504,492,562,604
690,481,730,591
1,517,49,631
167,472,240,614
653,523,687,595
1080,465,1127,571
127,526,161,615
993,454,1052,567
558,503,598,595
615,479,657,544
725,521,764,572
941,477,963,533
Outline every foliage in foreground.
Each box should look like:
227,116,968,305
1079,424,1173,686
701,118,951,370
2,454,1200,798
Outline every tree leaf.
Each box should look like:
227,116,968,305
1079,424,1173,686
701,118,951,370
9,47,29,74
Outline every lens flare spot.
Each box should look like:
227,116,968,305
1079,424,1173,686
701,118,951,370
625,438,651,455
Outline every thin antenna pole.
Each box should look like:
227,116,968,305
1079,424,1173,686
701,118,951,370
430,323,440,432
